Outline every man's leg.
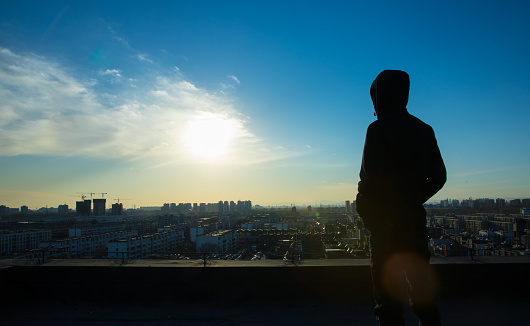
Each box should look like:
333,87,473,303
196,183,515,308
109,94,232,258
404,252,441,326
370,237,405,326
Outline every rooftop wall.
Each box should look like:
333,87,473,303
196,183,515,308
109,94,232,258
1,258,529,304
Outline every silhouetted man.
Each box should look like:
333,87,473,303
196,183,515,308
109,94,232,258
356,70,446,326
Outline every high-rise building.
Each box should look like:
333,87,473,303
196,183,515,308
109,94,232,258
244,200,252,212
112,203,123,216
20,205,29,215
93,199,106,216
76,200,91,216
495,198,506,208
162,203,170,212
223,201,229,213
230,201,236,213
58,204,69,215
345,200,351,213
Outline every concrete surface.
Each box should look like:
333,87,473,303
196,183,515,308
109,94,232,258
1,257,529,325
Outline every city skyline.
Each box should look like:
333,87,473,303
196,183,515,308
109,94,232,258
2,195,530,212
1,1,530,209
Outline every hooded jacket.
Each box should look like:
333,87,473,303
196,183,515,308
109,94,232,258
358,70,446,231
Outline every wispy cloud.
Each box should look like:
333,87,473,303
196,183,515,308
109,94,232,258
106,23,130,48
136,54,153,63
0,48,285,167
99,69,121,77
227,75,240,84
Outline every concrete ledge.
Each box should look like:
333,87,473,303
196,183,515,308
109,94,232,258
1,258,529,304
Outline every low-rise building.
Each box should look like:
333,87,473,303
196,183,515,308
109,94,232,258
1,230,51,255
40,230,138,258
196,229,237,254
107,227,185,259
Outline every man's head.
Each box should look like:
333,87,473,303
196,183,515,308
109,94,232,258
370,70,410,118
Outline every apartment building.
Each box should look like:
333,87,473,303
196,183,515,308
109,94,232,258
1,230,51,255
196,229,237,254
107,227,185,259
40,230,138,258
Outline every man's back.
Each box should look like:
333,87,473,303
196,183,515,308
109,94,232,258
359,70,445,230
361,112,445,206
357,70,445,326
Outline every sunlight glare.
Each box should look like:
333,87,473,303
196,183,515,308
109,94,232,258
183,112,238,159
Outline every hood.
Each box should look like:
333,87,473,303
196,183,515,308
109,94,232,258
370,70,410,118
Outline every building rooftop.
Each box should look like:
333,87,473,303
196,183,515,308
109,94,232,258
1,257,529,325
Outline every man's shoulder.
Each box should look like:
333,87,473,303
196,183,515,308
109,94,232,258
406,113,434,132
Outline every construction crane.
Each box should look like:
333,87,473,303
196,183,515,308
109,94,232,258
100,192,107,199
114,197,133,204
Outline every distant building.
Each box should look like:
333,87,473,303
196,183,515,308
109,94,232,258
42,230,138,259
162,203,170,212
245,200,251,212
345,200,351,213
20,205,29,215
58,204,69,215
196,229,237,254
93,199,106,216
76,200,91,216
112,203,123,216
107,227,184,259
495,198,506,208
1,230,51,255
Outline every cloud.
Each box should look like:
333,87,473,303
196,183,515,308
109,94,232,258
99,69,121,77
0,48,284,166
106,24,130,48
227,75,240,84
136,54,153,63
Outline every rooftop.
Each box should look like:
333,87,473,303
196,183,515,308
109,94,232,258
2,257,529,325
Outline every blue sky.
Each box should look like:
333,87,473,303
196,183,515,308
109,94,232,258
1,1,529,209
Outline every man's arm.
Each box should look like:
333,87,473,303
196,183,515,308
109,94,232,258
422,128,446,203
359,123,386,197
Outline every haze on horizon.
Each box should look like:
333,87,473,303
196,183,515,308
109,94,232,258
1,1,529,210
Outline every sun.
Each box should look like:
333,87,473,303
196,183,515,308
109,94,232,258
183,112,238,159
